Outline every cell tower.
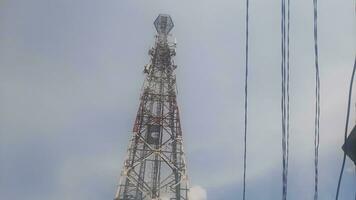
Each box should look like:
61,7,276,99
114,14,189,200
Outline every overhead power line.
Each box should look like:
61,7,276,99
312,1,321,199
242,0,249,199
281,0,291,199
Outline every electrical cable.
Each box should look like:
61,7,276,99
281,0,291,199
281,0,285,198
312,0,321,199
335,57,356,200
243,0,249,199
286,0,291,191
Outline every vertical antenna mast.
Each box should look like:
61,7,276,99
114,14,189,200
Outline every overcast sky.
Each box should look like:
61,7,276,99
0,0,355,200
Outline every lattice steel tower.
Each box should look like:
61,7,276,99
114,14,189,200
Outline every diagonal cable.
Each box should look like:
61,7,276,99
335,57,356,200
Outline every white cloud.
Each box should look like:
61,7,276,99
188,185,207,200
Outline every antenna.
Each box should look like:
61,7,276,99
154,14,174,35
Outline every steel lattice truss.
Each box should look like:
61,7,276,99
114,14,189,200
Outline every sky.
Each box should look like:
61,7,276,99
0,0,355,200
